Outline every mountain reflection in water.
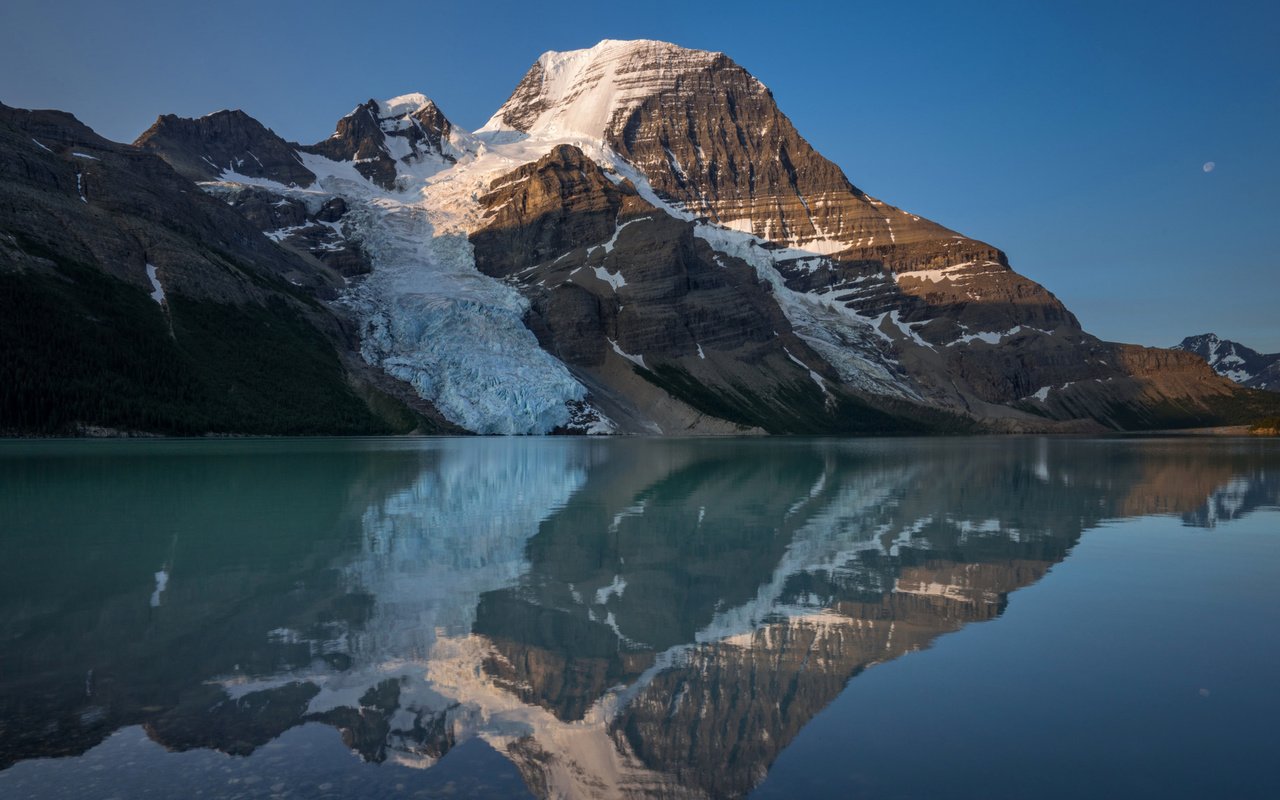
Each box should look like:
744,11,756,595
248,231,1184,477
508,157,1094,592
0,437,1276,799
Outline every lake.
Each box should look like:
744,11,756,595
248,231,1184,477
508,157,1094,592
0,436,1276,799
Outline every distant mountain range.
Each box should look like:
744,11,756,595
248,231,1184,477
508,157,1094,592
1174,334,1280,392
3,39,1277,435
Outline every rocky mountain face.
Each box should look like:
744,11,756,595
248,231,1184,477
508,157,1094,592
0,102,449,435
1175,333,1280,392
4,39,1275,436
481,39,1257,432
468,144,938,433
487,41,956,258
214,188,372,277
301,94,473,190
137,94,472,193
135,109,317,186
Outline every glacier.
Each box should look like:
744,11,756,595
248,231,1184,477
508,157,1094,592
205,103,596,435
334,194,587,435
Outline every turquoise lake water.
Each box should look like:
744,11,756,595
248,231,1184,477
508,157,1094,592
0,436,1276,799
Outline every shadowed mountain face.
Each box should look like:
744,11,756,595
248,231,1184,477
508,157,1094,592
2,100,477,436
134,110,317,187
0,103,444,436
2,438,1277,798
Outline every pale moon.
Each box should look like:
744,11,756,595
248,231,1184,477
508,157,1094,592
1203,161,1216,173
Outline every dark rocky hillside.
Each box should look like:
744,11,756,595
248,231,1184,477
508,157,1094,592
0,103,450,436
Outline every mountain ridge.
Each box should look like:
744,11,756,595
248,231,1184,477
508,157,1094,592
3,39,1276,435
1174,333,1280,392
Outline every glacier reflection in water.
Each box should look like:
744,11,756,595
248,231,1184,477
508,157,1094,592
0,437,1277,799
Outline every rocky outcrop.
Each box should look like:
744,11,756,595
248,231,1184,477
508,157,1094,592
302,95,471,189
134,109,316,186
471,144,626,277
1175,333,1280,391
138,94,472,194
4,103,330,301
213,187,371,277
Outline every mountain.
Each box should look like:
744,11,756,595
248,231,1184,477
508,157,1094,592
475,40,1256,431
0,102,453,436
1174,333,1280,392
134,109,317,186
300,94,476,190
4,39,1276,436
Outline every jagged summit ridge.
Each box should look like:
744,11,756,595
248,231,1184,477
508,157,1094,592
305,93,475,189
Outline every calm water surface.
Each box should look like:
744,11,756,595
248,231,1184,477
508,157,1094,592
0,437,1276,799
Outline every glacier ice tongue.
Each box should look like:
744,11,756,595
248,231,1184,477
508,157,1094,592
352,285,586,435
212,143,594,435
335,194,586,435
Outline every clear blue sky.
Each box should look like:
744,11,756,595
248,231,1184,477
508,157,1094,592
3,0,1277,350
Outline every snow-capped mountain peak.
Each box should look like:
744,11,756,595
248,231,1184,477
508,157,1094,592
480,38,736,139
377,92,436,118
1174,333,1280,391
305,93,477,189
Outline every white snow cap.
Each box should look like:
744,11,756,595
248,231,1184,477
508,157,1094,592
377,93,435,117
480,39,740,139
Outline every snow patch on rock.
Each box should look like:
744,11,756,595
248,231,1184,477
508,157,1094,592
145,264,165,305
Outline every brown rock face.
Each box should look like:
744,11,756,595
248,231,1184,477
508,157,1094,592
586,49,1115,414
489,41,972,264
471,144,625,278
469,145,944,434
134,109,316,187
